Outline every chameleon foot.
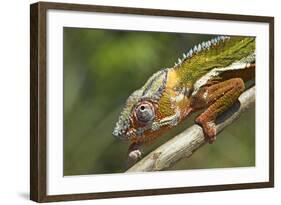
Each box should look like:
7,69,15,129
127,150,142,168
127,142,143,168
195,117,217,143
128,149,142,161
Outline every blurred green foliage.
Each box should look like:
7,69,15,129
63,28,255,176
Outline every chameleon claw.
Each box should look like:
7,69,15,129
195,117,217,143
127,143,143,167
127,149,142,168
128,149,142,161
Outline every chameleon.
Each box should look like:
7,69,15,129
112,35,255,161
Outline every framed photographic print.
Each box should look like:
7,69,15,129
30,1,274,202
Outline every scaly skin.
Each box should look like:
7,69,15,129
112,35,255,158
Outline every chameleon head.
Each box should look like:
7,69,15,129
112,68,192,143
112,69,170,142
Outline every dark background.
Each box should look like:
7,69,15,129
63,28,255,176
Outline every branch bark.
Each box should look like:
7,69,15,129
126,86,255,172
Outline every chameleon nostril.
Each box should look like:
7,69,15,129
112,132,117,137
112,129,120,138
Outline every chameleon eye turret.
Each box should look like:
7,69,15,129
134,101,155,124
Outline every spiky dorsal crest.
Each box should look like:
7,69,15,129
174,36,231,68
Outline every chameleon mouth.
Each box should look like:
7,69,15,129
112,126,130,141
112,114,132,140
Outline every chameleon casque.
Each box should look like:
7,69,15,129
112,35,255,161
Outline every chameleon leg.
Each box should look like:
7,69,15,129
192,78,245,143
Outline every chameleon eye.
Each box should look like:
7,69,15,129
135,102,155,123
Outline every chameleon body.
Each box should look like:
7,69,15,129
112,36,255,157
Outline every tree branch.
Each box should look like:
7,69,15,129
126,86,255,172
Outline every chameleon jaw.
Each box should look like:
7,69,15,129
128,109,181,141
150,108,181,132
